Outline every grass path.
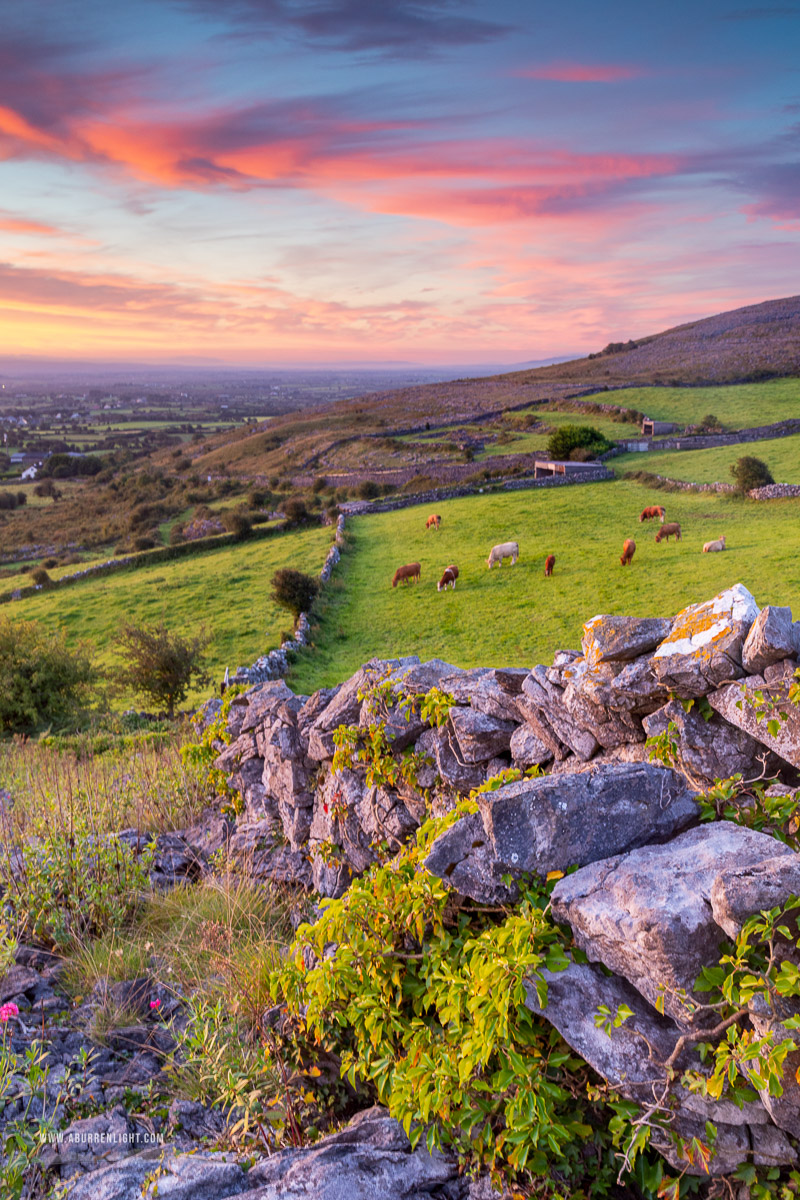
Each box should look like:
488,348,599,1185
289,480,800,692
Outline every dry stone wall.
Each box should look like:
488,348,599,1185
216,583,800,1174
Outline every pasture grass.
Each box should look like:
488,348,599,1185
289,480,800,692
584,378,800,429
6,524,333,703
613,432,800,485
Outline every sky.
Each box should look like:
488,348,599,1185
1,0,799,367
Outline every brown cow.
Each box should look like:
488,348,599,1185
639,505,665,523
655,522,681,543
544,554,555,577
620,538,636,566
437,564,459,591
426,514,441,530
392,562,421,587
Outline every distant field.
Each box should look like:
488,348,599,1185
613,432,800,485
289,481,800,692
584,379,800,429
477,410,642,459
7,526,333,704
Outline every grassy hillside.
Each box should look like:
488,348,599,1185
289,482,800,692
8,525,333,704
614,432,800,485
583,378,800,430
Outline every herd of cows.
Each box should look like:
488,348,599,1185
390,507,728,591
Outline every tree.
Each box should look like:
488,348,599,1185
270,569,318,621
730,455,774,495
113,623,211,718
546,424,613,461
0,618,95,733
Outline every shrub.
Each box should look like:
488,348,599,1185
222,511,252,539
30,568,52,587
700,413,723,432
546,424,613,460
132,535,156,551
0,618,95,733
356,480,381,500
269,569,318,620
113,622,211,718
282,498,310,526
312,476,328,494
730,455,775,495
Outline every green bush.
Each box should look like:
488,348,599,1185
546,425,613,461
356,480,381,500
0,618,95,734
269,568,318,620
113,622,211,718
222,510,252,539
730,455,775,495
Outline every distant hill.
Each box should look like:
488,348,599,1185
190,295,800,477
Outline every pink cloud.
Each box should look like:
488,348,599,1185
516,62,644,83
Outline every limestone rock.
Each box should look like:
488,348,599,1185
605,655,673,714
742,605,798,675
442,667,528,723
651,584,760,697
709,673,800,768
710,854,800,940
242,1106,460,1199
520,666,599,761
448,706,516,763
509,724,553,768
642,699,776,787
582,614,673,667
228,819,312,887
551,823,796,1026
561,674,644,750
416,726,486,793
425,763,699,904
63,1149,246,1199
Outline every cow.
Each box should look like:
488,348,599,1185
437,564,459,591
655,522,681,543
703,536,726,553
639,505,666,523
426,514,441,530
487,541,519,568
620,538,636,566
392,562,421,587
544,554,555,577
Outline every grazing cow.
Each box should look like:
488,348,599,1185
437,564,459,591
426,514,441,530
544,554,555,577
655,522,681,543
487,541,519,569
639,505,666,523
392,562,421,587
703,536,726,553
620,538,636,566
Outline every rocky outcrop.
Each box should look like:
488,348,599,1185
211,585,800,1175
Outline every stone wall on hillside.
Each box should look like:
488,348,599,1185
213,584,800,1175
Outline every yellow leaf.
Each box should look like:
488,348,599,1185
546,870,564,882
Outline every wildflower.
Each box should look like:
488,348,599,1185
0,1002,19,1023
149,999,161,1010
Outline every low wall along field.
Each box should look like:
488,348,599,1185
8,524,334,706
289,478,800,692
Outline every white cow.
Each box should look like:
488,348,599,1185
487,541,519,569
703,536,726,553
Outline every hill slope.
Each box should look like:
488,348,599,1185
190,295,800,478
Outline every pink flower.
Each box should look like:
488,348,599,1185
0,1002,19,1023
149,999,161,1010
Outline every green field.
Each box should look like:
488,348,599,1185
613,432,800,485
289,481,800,692
476,411,642,459
7,525,333,704
584,378,800,429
